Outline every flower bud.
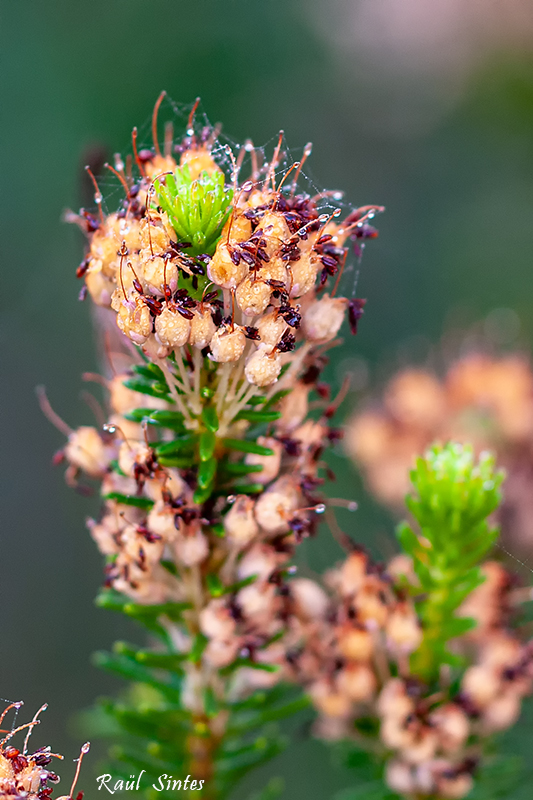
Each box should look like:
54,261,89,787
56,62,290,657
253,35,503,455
200,598,237,640
208,242,248,289
303,293,347,343
236,274,272,317
254,476,300,534
386,604,422,655
289,578,329,621
223,495,259,546
189,307,216,349
141,256,178,297
257,310,287,347
116,294,152,344
155,306,191,348
289,252,319,298
260,211,290,257
209,325,246,363
245,345,281,387
245,436,282,483
337,624,374,661
65,426,112,477
174,520,209,566
337,662,377,702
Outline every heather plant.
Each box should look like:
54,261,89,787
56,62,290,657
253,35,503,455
0,701,88,799
40,96,533,800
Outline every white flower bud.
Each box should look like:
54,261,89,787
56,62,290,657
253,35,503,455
337,624,374,661
116,294,152,344
144,469,186,503
223,495,259,546
146,500,178,540
337,663,377,702
429,704,469,754
85,262,115,306
254,476,300,534
208,242,248,289
235,274,272,317
260,211,291,257
237,543,282,581
245,345,281,387
386,604,422,655
309,678,353,719
276,382,309,432
155,306,191,348
174,521,209,566
377,679,414,719
221,212,252,244
209,325,246,362
480,691,521,733
386,761,415,796
289,252,319,298
141,256,178,297
257,310,287,346
65,426,112,477
189,307,216,349
245,436,282,484
199,598,237,640
303,293,347,343
461,664,500,708
118,440,152,478
289,578,329,620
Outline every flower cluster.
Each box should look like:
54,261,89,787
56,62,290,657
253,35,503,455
44,97,383,789
0,702,88,800
282,549,532,799
346,352,533,553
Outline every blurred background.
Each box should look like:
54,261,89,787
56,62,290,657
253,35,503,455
2,0,533,796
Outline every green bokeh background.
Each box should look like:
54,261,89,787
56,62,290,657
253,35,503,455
2,0,533,796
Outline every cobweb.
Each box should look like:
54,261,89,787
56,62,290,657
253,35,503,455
89,93,374,301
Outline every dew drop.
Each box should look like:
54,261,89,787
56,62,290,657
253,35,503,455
314,503,326,514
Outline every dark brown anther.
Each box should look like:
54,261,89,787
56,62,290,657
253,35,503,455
144,296,164,316
348,297,366,335
244,326,260,340
276,330,295,353
76,258,89,278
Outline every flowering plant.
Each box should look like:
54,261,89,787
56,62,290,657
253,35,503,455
39,96,533,800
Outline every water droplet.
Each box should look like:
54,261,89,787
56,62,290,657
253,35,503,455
186,127,194,137
94,192,103,205
241,180,253,192
287,565,297,575
347,501,358,512
227,495,236,504
314,503,326,514
103,423,117,434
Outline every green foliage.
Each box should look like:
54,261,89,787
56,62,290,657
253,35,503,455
398,442,504,682
154,164,233,256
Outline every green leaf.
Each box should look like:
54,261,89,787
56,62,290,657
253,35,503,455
202,404,219,432
123,378,171,400
222,462,264,476
223,438,274,456
154,434,196,457
103,493,154,510
199,429,216,461
198,456,217,488
189,633,208,663
235,410,282,423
